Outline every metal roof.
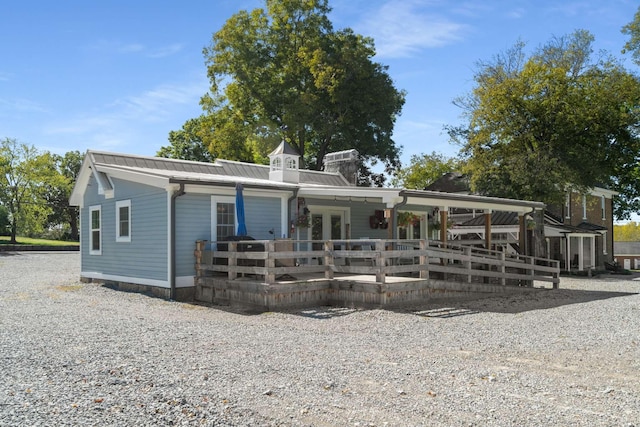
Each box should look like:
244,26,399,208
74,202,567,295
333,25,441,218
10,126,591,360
458,211,519,227
268,140,299,156
88,150,349,187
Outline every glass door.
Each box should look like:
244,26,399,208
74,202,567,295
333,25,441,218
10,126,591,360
310,210,345,250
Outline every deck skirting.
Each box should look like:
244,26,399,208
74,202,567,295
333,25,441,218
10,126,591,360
195,275,541,311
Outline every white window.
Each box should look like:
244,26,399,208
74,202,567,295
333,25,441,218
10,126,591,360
89,205,102,255
212,196,236,242
582,195,587,220
286,157,297,169
565,193,570,219
116,200,131,242
271,157,282,171
601,196,606,220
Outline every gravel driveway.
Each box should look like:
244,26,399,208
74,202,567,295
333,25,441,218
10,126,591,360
1,252,639,426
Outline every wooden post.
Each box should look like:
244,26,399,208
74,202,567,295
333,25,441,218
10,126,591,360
385,209,393,239
228,242,237,280
528,256,535,287
440,209,448,248
375,240,386,284
519,214,526,256
266,241,276,284
484,210,492,250
324,241,334,280
553,260,560,289
500,252,506,286
464,246,472,283
194,240,206,278
419,239,428,279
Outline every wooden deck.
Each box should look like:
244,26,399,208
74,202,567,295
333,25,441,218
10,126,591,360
194,239,560,310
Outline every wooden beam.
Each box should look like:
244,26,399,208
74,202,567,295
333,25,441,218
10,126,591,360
440,209,448,247
519,214,526,256
484,210,492,250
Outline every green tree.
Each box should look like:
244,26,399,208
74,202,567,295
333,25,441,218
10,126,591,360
43,151,82,241
163,0,405,186
391,151,461,189
449,31,640,218
0,138,58,242
158,117,213,162
614,221,640,241
622,6,640,66
0,204,9,235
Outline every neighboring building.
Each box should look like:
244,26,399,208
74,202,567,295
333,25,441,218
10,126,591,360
427,174,617,271
69,144,546,300
613,241,640,270
545,189,616,271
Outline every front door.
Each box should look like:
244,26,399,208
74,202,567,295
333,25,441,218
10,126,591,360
308,208,347,250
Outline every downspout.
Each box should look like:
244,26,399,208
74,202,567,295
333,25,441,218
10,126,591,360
392,193,409,240
287,188,299,238
170,183,185,300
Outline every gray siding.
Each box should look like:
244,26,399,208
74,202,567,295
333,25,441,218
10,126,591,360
82,176,168,282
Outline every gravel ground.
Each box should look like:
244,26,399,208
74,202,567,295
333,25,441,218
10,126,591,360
1,252,639,426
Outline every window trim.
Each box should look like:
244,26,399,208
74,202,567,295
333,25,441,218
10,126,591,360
211,196,237,242
565,193,570,219
89,205,102,255
582,195,587,220
601,195,606,220
116,199,131,243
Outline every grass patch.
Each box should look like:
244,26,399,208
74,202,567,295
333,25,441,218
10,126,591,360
0,236,79,247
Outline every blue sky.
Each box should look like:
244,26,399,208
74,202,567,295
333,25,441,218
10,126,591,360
1,0,638,167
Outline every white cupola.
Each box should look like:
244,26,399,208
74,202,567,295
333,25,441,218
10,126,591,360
268,140,300,183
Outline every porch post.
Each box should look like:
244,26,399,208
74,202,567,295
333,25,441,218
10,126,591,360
578,236,584,271
566,236,571,270
519,214,526,256
440,208,448,247
384,209,393,239
591,235,596,270
484,210,492,250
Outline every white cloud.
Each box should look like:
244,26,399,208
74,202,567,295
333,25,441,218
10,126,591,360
43,78,208,153
148,43,185,58
88,40,184,58
0,98,49,113
48,80,206,132
357,0,468,58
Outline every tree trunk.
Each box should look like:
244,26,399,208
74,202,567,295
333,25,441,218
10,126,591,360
68,207,79,241
10,217,17,244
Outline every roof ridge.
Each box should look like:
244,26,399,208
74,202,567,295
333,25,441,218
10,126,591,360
89,150,219,167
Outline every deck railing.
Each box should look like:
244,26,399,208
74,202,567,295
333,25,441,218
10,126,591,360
195,239,560,288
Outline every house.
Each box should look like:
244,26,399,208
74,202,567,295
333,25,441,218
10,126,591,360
69,143,552,303
426,174,617,271
613,241,640,270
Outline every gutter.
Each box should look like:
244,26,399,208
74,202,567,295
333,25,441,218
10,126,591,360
168,178,296,192
169,183,186,300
